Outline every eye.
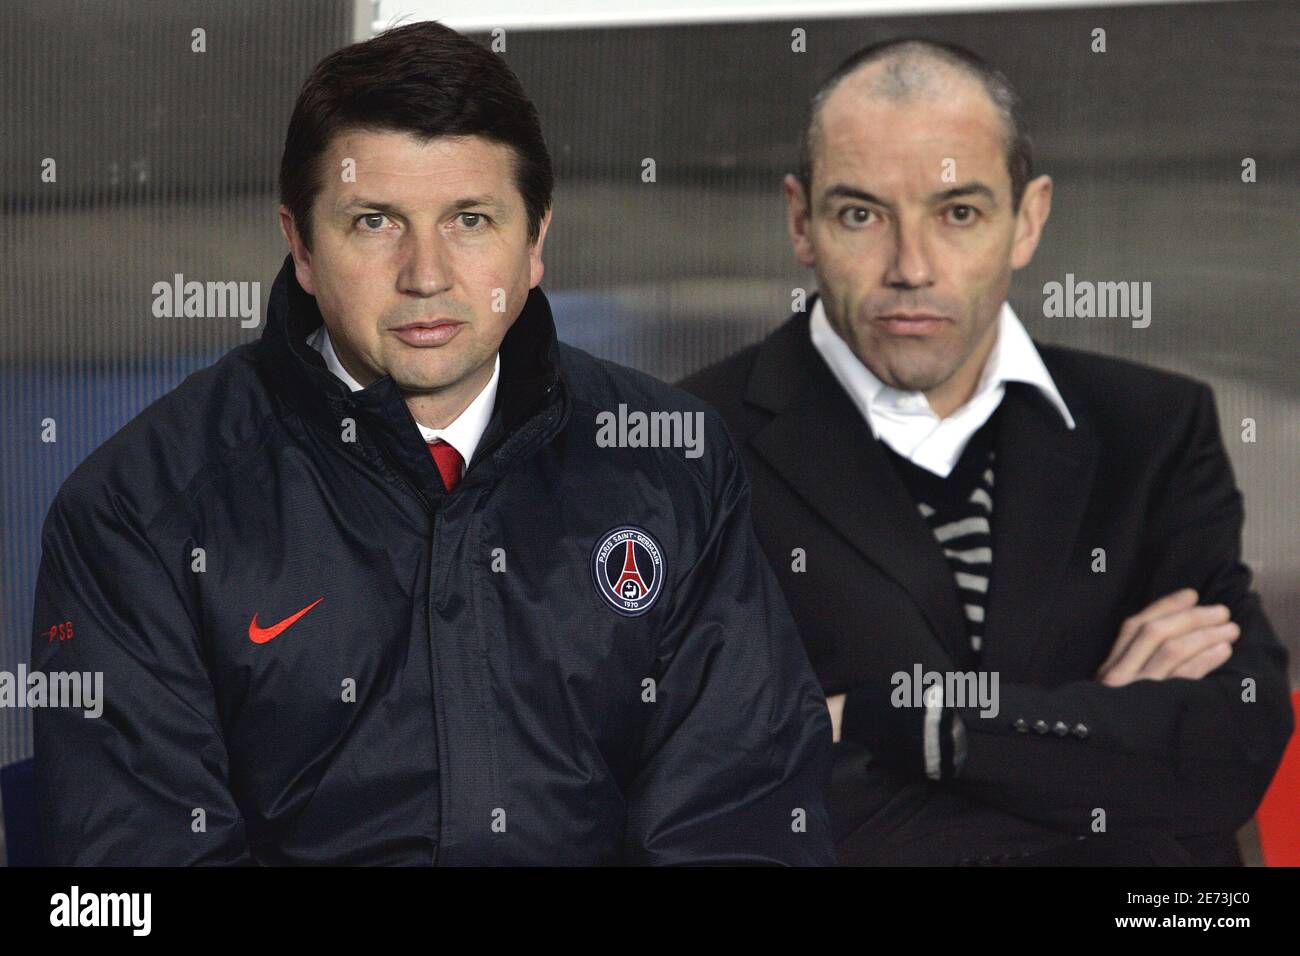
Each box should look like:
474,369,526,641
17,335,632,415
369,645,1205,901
838,206,876,229
945,204,980,225
457,212,489,229
356,213,392,232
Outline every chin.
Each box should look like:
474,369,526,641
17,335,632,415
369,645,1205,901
887,364,953,394
399,368,463,391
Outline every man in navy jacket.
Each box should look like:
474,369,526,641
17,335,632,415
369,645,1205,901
30,21,834,866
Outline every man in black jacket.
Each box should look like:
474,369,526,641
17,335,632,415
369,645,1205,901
681,38,1293,865
30,21,834,865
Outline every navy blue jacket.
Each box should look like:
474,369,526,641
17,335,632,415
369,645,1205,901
31,257,835,865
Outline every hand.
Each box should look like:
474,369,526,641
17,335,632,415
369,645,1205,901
1096,588,1240,687
827,693,846,742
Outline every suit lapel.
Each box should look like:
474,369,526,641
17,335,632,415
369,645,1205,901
743,312,1100,672
746,312,972,663
980,379,1098,673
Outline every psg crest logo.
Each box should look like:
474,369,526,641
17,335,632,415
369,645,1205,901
591,526,666,616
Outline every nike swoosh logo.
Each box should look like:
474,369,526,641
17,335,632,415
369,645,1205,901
248,597,323,644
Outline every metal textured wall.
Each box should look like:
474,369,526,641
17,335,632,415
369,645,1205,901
1,0,355,773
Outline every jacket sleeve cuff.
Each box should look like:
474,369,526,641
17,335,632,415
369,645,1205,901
841,682,967,781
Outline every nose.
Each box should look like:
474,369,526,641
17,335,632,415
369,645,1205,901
883,215,934,290
397,226,453,298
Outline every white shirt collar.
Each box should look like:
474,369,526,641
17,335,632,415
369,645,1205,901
809,295,1074,477
305,323,500,471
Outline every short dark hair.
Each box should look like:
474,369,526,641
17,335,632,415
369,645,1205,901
796,37,1033,212
279,20,553,249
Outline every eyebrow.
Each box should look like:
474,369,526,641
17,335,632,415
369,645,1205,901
336,195,504,217
821,181,998,210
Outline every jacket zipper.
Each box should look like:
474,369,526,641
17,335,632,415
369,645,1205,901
360,385,562,866
365,436,443,864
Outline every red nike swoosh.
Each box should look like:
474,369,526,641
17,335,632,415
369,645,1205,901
248,597,323,644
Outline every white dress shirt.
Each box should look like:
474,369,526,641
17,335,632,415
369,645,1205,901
809,296,1074,478
306,324,500,476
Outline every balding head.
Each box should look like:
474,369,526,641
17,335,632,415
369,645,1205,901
780,37,1054,420
798,39,1032,212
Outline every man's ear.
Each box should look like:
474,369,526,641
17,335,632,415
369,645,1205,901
1009,174,1052,270
783,174,816,269
528,207,553,289
278,205,316,296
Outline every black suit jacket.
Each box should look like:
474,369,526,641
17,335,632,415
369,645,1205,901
681,304,1294,865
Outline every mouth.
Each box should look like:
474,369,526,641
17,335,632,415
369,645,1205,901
389,319,466,347
874,312,948,336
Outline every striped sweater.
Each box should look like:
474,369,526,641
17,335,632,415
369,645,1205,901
879,403,1001,668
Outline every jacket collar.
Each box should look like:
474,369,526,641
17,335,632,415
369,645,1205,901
744,295,1098,671
256,254,565,503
